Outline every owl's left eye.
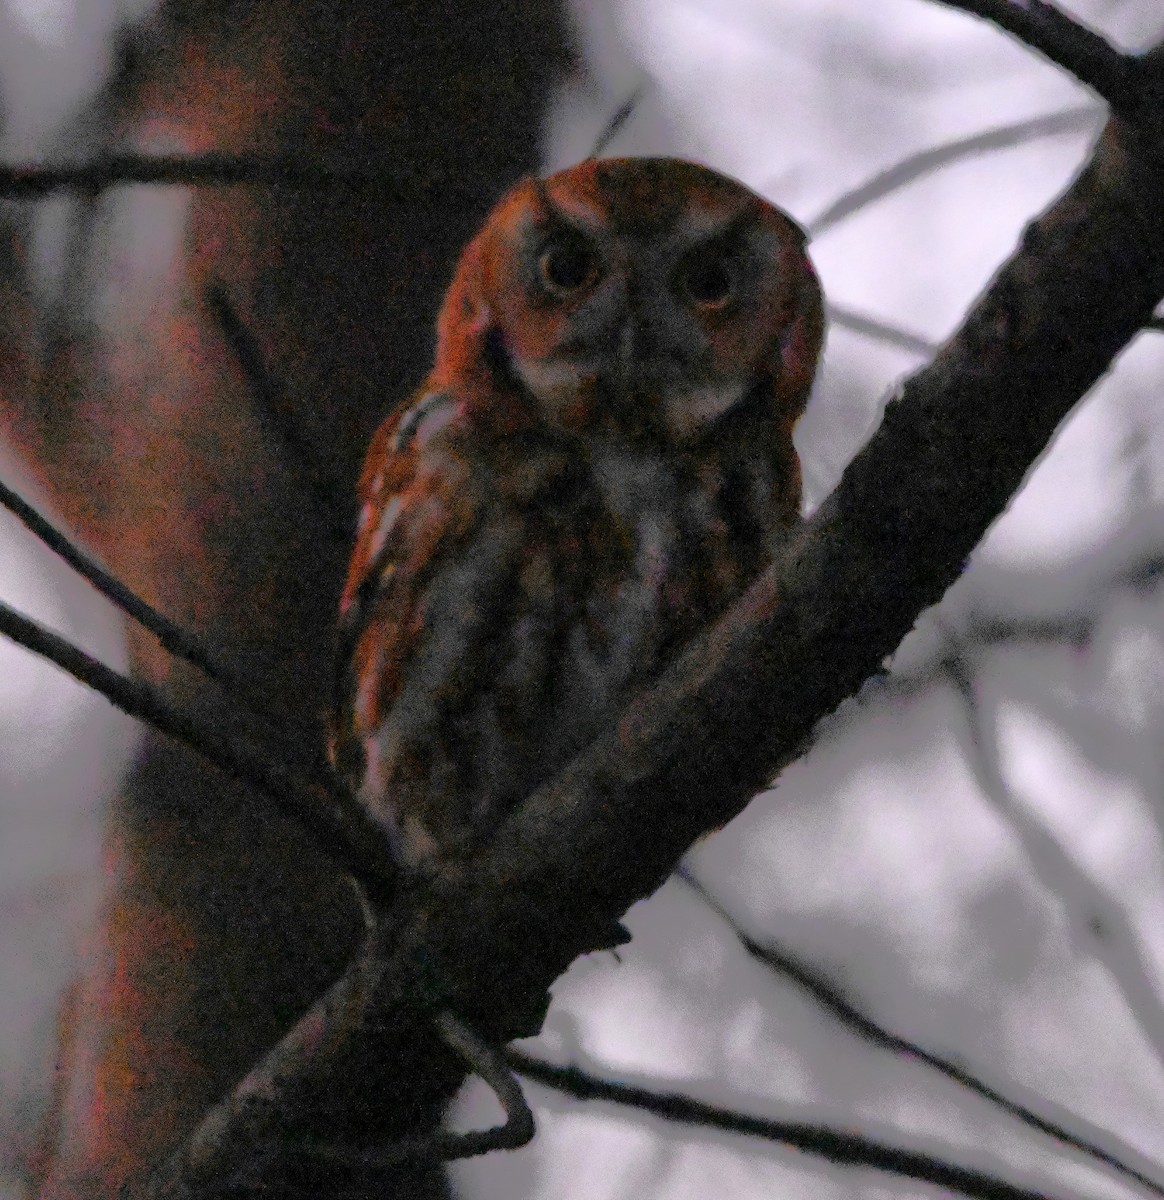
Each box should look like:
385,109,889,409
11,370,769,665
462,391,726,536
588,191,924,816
538,235,600,297
676,245,737,310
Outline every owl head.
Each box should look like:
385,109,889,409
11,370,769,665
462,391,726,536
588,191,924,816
432,157,824,444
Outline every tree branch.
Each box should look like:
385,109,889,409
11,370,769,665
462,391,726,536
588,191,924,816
285,1012,535,1171
826,303,940,356
676,868,1164,1198
946,637,1164,1075
205,283,351,542
0,474,235,685
590,86,646,157
132,34,1164,1195
808,106,1100,238
0,153,464,199
507,1051,1070,1200
927,1,1142,112
0,597,397,900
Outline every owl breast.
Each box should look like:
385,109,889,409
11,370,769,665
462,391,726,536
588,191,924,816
332,156,822,866
363,399,794,860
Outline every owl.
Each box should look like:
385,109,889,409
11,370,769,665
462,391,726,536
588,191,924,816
330,156,824,866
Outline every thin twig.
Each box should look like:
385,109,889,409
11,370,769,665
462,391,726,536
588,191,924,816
0,153,461,199
0,471,350,801
808,106,1099,237
946,639,1164,1078
927,0,1141,112
590,85,645,158
0,596,397,899
676,866,1164,1199
433,1011,536,1153
286,1011,534,1168
205,283,351,542
507,1050,1067,1200
827,303,940,356
0,475,242,694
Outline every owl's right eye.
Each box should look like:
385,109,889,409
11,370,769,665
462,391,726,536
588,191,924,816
538,235,600,297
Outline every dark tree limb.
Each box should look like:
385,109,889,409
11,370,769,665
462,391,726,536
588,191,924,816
506,1052,1069,1200
133,24,1164,1197
928,0,1143,111
0,597,398,900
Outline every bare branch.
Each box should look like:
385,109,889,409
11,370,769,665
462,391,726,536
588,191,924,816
507,1051,1070,1200
676,867,1164,1198
284,1012,534,1170
0,596,397,899
0,101,650,209
205,283,351,542
590,85,646,158
140,950,378,1199
0,464,361,838
947,640,1164,1077
431,1011,535,1154
808,106,1099,237
927,0,1141,112
0,473,246,703
0,152,463,199
827,303,940,356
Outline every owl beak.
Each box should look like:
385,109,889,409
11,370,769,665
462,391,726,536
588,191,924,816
615,318,680,381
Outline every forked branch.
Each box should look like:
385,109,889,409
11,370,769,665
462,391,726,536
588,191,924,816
0,597,398,900
929,0,1143,111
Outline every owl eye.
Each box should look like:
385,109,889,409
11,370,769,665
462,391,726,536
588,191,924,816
677,246,737,310
538,235,600,297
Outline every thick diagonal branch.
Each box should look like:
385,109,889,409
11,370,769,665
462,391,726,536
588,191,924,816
929,0,1141,110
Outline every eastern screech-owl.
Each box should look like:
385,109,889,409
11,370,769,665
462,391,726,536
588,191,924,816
331,156,824,866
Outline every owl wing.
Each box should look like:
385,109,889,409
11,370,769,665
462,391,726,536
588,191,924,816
330,389,527,864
